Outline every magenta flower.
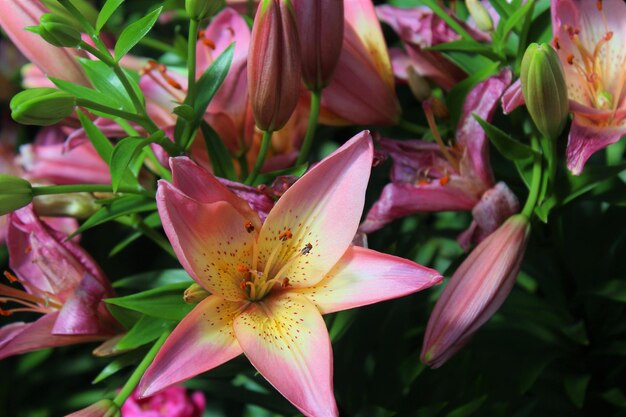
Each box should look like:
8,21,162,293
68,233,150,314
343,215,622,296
361,69,519,248
421,214,530,368
121,387,206,417
0,205,119,359
138,131,442,416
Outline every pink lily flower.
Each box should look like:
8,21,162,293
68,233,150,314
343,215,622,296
361,69,519,248
121,386,206,417
65,400,119,417
0,205,120,359
421,214,530,368
0,0,90,86
139,131,442,416
319,0,401,126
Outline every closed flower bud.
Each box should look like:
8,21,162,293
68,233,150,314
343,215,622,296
421,214,530,368
521,43,569,140
183,283,210,304
185,0,224,21
65,399,120,417
467,0,493,32
37,13,82,48
33,192,99,219
248,0,301,132
293,0,343,91
0,175,33,216
10,88,76,126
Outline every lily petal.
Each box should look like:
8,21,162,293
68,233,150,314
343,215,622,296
297,246,442,314
501,78,524,114
257,131,373,288
139,295,243,397
170,157,261,229
566,116,626,175
53,274,110,335
233,293,337,417
157,183,253,301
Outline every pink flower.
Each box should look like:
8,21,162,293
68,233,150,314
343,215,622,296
362,69,519,248
421,214,530,368
138,131,442,416
0,205,120,359
320,0,401,126
121,387,205,417
65,400,120,417
0,0,90,86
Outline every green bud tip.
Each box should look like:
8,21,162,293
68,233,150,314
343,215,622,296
0,175,33,216
185,0,225,21
10,88,76,126
38,13,82,48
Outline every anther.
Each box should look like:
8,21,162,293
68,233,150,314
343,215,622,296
604,31,613,41
3,271,18,283
597,0,603,11
439,175,450,186
278,229,293,241
197,30,206,39
202,38,216,49
237,264,249,273
0,308,12,316
553,37,560,50
166,77,182,90
282,278,290,288
567,54,574,65
244,220,255,233
301,243,313,255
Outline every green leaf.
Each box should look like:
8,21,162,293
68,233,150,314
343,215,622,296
115,315,171,351
109,211,161,256
427,40,503,61
421,0,473,40
200,121,236,180
444,395,488,417
594,280,626,303
106,282,194,321
50,77,120,109
79,58,135,111
76,110,114,163
603,389,626,408
70,195,157,238
96,0,124,32
564,374,591,408
113,268,192,289
114,7,162,61
92,350,144,384
110,137,151,192
474,115,539,161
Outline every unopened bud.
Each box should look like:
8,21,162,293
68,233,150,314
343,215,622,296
183,283,210,304
65,399,120,417
467,0,493,32
521,43,569,140
185,0,224,21
36,14,82,48
10,88,76,126
293,0,343,91
406,66,431,101
33,193,99,219
0,175,33,216
248,0,301,132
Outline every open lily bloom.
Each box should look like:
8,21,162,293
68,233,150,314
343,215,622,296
140,131,442,416
552,0,626,174
0,206,119,359
361,69,519,248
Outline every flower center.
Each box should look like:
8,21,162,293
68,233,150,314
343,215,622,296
237,223,313,302
0,271,62,316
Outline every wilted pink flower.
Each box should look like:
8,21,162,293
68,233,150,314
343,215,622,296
0,205,119,359
0,0,90,86
421,214,530,368
320,0,400,126
121,387,205,417
362,69,519,248
138,132,442,416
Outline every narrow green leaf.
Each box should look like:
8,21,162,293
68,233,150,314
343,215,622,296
421,0,473,40
444,396,488,417
92,350,144,384
427,40,503,61
113,269,192,290
115,315,171,351
594,280,626,303
105,282,194,321
200,121,236,180
50,77,120,109
96,0,124,32
114,7,162,61
110,137,150,192
564,374,591,408
109,212,161,256
79,58,135,111
474,115,539,161
500,0,535,48
76,110,114,163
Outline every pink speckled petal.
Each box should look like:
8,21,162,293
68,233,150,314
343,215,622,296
234,293,337,417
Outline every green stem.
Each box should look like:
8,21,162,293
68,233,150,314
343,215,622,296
113,330,171,407
58,0,108,52
113,65,145,115
80,42,115,65
295,89,321,166
75,99,146,125
521,137,543,218
139,37,179,54
32,184,153,197
187,19,199,106
245,130,272,185
116,119,172,180
135,217,176,258
398,118,428,136
151,132,183,156
238,153,249,182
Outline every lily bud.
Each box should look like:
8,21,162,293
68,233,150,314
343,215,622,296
248,0,301,132
293,0,343,91
421,214,530,368
406,65,431,102
36,13,82,48
10,88,76,126
0,175,33,215
466,0,493,32
521,43,569,140
33,192,99,219
65,400,120,417
185,0,224,21
183,283,211,304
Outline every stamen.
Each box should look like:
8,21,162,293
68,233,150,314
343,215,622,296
439,175,450,186
278,229,293,241
202,38,216,49
4,271,17,283
244,220,255,233
423,101,460,172
282,278,290,288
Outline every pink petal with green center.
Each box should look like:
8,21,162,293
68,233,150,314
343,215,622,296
139,295,244,397
233,293,337,417
256,131,373,289
157,182,254,301
296,246,442,314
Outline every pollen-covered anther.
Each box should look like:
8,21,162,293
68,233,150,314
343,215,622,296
281,278,290,288
0,308,12,316
597,0,603,11
197,30,206,39
553,37,560,50
604,31,613,41
244,220,255,233
301,243,313,255
278,229,293,241
3,271,18,283
567,54,574,65
439,175,450,186
237,264,249,273
202,38,216,49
